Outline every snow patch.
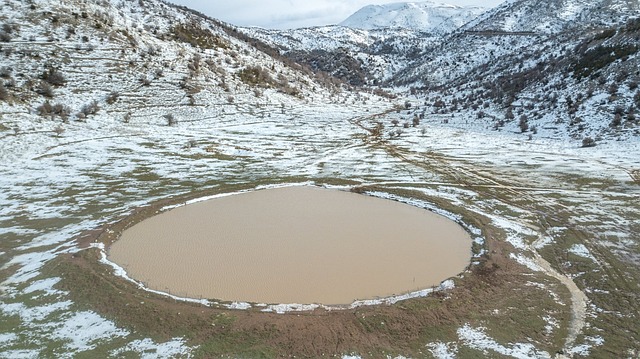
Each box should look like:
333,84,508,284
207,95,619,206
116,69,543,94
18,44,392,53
111,337,193,359
457,324,551,358
22,277,64,297
510,253,542,272
49,311,129,351
568,336,605,356
426,341,458,358
0,332,18,346
1,301,72,322
568,244,597,262
0,350,41,359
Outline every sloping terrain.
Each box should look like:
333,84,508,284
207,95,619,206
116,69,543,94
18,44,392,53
242,25,437,85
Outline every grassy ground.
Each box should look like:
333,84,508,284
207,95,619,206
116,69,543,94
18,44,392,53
43,180,574,358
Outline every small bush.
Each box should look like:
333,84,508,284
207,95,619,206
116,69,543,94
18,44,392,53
0,32,11,42
164,113,176,126
519,115,529,132
237,66,274,87
0,83,8,101
36,82,54,97
0,67,11,78
172,22,227,49
41,68,66,86
139,76,151,86
80,100,99,116
53,125,65,137
610,113,623,127
37,101,70,120
105,91,119,104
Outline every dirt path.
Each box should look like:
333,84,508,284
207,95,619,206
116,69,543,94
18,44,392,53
352,109,590,355
531,232,589,353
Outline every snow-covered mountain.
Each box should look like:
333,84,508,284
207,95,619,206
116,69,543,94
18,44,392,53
240,1,488,86
242,25,438,85
339,1,486,34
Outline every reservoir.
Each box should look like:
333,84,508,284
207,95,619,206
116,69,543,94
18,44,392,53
108,186,472,305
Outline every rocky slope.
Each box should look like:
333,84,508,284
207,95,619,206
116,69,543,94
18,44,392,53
0,0,352,131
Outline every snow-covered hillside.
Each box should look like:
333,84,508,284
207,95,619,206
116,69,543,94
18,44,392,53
340,1,486,34
242,25,438,85
462,0,640,34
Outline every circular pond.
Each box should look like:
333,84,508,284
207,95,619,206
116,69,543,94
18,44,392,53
108,186,472,305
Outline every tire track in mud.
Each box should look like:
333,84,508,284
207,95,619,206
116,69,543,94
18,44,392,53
350,110,589,355
397,148,589,354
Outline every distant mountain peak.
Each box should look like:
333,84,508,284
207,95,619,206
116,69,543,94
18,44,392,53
339,1,487,34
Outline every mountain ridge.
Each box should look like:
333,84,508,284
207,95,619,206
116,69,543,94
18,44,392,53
339,1,487,34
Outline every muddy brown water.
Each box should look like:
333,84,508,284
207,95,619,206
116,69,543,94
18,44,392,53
108,186,472,305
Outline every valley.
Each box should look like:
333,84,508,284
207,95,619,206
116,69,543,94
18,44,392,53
0,0,639,358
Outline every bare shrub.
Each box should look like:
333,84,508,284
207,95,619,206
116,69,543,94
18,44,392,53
164,113,176,126
42,68,66,86
80,100,99,116
37,101,70,120
412,116,420,127
36,82,54,97
53,125,65,137
0,67,11,78
582,137,596,148
139,76,151,86
105,91,119,104
0,83,8,101
519,115,529,132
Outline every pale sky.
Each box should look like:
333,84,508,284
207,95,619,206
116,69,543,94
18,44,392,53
169,0,504,29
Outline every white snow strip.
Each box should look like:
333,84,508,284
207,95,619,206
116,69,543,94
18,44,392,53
111,337,193,359
225,302,252,310
489,217,537,250
261,303,321,314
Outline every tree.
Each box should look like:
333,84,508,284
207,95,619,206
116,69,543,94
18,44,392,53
164,113,176,126
610,113,622,127
505,107,514,120
0,83,8,101
519,115,529,132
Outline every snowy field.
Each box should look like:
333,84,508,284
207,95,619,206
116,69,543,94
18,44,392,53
2,93,639,357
